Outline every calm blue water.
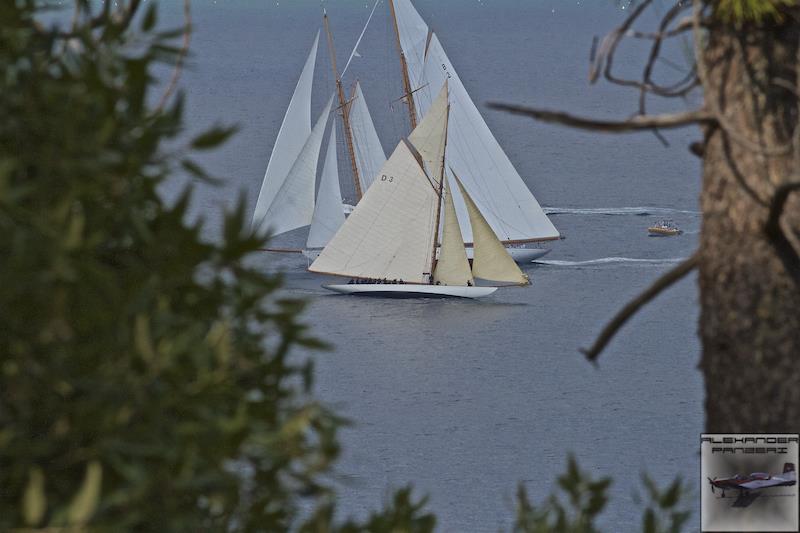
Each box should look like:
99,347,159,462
158,1,704,530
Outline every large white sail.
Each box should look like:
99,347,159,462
252,32,319,234
307,126,345,250
455,175,528,285
309,140,438,282
391,2,559,243
434,175,473,286
349,82,386,193
258,96,334,237
390,0,429,94
422,34,559,242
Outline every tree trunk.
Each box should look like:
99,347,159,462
699,18,800,432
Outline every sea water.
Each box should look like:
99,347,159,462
158,1,703,530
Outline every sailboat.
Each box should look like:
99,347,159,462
387,0,559,262
308,83,529,299
251,22,386,258
253,3,555,266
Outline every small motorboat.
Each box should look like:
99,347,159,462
648,219,683,236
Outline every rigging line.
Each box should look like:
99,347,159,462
342,0,381,78
390,83,431,105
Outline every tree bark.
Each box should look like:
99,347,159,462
699,17,800,432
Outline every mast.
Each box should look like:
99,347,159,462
429,102,449,278
389,0,419,130
323,11,363,200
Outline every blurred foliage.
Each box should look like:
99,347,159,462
513,456,691,533
635,474,692,533
713,0,795,24
0,1,435,530
0,1,693,531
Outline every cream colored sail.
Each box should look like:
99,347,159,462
309,140,438,282
257,96,334,237
454,174,529,285
433,175,473,286
408,81,449,186
252,32,319,235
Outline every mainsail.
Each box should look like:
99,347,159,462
390,0,559,244
349,81,386,193
257,96,334,237
252,32,319,234
455,174,529,285
308,140,438,283
306,126,345,250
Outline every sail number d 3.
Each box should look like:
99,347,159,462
380,174,394,183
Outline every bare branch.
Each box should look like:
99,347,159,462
487,103,713,133
155,0,192,112
582,252,700,362
626,17,694,40
765,182,800,285
639,1,692,114
590,0,654,84
590,0,699,102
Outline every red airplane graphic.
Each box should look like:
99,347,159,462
708,462,796,499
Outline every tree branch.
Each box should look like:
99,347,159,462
590,0,654,84
582,252,700,362
765,182,800,285
590,0,699,101
639,1,693,114
487,103,713,133
155,0,192,112
626,17,694,40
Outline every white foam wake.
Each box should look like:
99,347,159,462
543,206,699,216
534,257,687,267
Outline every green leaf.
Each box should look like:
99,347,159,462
182,158,223,185
22,467,46,526
643,508,657,533
141,3,158,32
67,461,103,525
190,126,238,150
659,477,682,508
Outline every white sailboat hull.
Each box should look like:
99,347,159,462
322,284,497,299
306,246,550,264
485,247,550,263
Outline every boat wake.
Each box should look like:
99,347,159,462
543,206,699,216
534,257,687,268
